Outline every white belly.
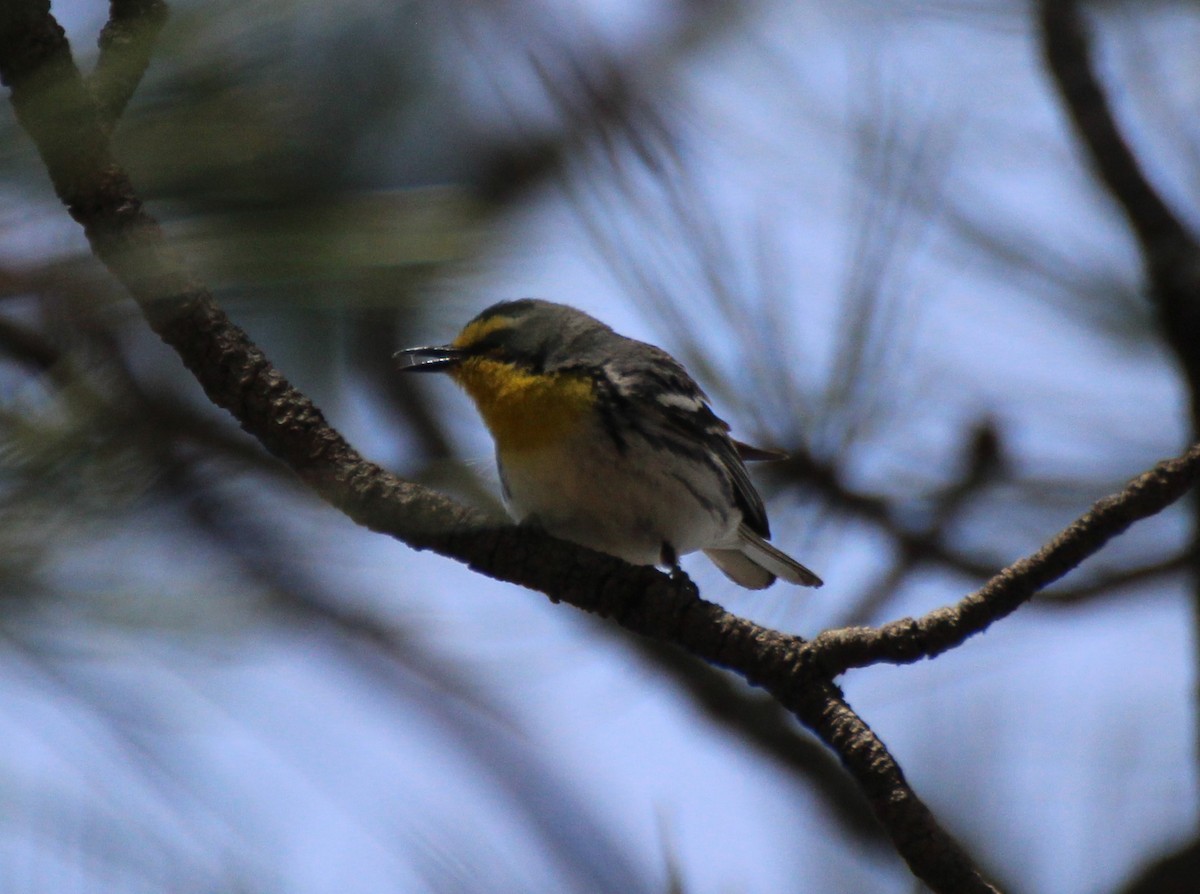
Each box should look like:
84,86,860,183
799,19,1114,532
497,426,737,566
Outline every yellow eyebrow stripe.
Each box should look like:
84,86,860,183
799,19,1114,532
453,315,516,350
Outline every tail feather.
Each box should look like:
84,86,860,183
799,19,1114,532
704,548,777,589
727,524,823,588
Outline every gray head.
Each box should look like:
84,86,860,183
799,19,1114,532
395,299,619,374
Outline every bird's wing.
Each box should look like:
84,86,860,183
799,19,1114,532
587,346,772,538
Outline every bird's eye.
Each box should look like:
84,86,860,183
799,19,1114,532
468,331,510,358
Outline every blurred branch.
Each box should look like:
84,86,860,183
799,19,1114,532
91,0,167,128
1040,554,1189,605
1038,1,1200,382
163,445,500,716
1119,838,1200,894
464,0,740,206
0,315,59,370
810,441,1200,674
0,629,261,887
779,445,1001,581
0,309,280,472
838,422,1003,625
633,640,887,846
1039,0,1200,416
353,308,457,464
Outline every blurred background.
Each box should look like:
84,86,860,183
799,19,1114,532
1,0,1198,891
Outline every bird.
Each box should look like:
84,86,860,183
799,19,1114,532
395,299,821,589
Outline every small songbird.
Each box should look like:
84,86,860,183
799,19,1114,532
395,299,822,589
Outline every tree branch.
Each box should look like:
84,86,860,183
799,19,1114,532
1038,0,1200,410
1038,1,1190,258
809,441,1200,674
91,0,167,127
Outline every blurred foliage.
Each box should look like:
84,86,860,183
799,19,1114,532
1,0,1198,892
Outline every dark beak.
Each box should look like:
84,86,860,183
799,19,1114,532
393,345,463,373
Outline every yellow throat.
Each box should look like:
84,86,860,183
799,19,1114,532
451,358,594,452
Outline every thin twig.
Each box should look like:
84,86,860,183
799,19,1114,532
809,442,1200,674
